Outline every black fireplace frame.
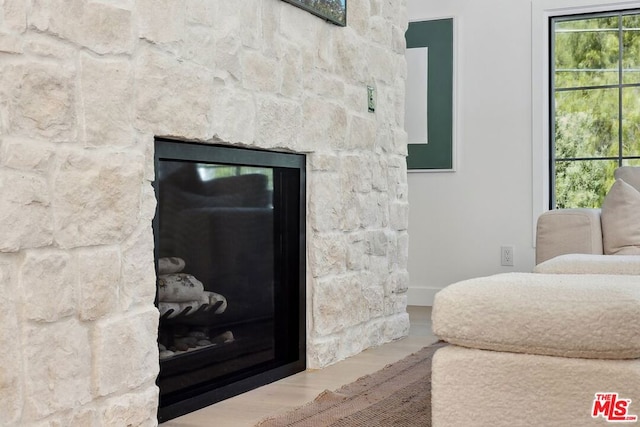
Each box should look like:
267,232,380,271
153,138,307,422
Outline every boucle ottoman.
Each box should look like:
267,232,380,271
431,272,640,427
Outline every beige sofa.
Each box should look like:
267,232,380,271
536,166,640,264
431,167,640,426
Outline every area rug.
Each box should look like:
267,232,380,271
255,341,448,427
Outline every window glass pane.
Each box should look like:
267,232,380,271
623,158,640,166
554,159,617,208
623,14,640,84
555,88,619,159
622,86,640,156
554,16,619,88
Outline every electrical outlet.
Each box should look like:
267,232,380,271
501,246,514,267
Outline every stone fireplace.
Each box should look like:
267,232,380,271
0,0,410,424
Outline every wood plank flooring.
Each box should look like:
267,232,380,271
163,306,436,427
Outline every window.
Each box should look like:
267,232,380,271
550,10,640,208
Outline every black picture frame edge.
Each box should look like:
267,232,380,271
281,0,347,27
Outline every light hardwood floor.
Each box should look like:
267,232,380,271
163,306,437,427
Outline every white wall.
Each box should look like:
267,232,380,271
407,0,536,305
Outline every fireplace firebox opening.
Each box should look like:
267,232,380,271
153,138,306,422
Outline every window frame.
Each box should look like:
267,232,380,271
531,0,640,245
549,9,640,209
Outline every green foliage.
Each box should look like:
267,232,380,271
553,12,640,208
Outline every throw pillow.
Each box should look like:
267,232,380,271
601,179,640,255
615,166,640,192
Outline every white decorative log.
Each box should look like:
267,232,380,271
203,291,228,314
157,273,204,302
158,300,202,318
158,257,186,274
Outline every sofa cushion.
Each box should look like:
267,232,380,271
601,179,640,255
432,272,640,359
534,253,640,275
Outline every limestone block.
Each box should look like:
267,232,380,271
24,34,76,59
313,275,367,336
76,247,120,321
369,0,382,16
0,256,23,424
393,127,409,156
362,283,385,318
340,191,360,232
389,201,409,231
279,3,322,50
382,0,408,29
180,25,216,68
365,230,388,257
370,157,389,192
2,0,27,32
93,307,160,396
53,150,143,248
186,0,216,26
334,28,368,82
301,98,347,150
374,122,393,153
386,269,409,295
343,83,369,115
120,225,156,310
211,86,256,144
341,155,372,193
0,61,76,141
307,335,341,369
241,51,280,93
369,16,392,46
213,1,261,50
19,249,75,322
347,114,376,150
0,32,23,53
383,310,410,340
308,233,347,278
135,49,214,139
308,172,341,232
0,170,53,252
23,318,92,419
303,71,345,100
137,0,186,44
80,54,134,147
99,386,158,427
1,137,55,172
29,408,98,427
385,293,409,317
396,231,409,269
255,96,302,150
214,36,242,80
348,0,371,36
347,233,367,271
367,45,396,84
140,181,158,222
359,192,388,228
308,152,338,172
30,0,134,54
391,24,406,54
280,46,303,98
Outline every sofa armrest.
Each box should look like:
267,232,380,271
535,208,603,264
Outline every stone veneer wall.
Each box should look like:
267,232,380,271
0,0,409,424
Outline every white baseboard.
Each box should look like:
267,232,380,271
407,287,442,306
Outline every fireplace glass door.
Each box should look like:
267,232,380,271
153,138,306,422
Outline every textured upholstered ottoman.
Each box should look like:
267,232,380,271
431,273,640,427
